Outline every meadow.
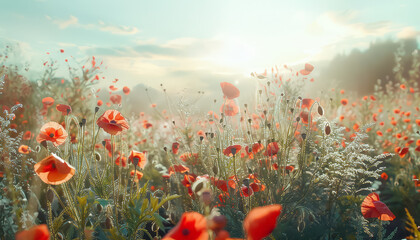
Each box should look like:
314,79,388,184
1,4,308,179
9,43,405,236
0,46,419,240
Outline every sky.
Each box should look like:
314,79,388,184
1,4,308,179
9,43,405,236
1,0,419,94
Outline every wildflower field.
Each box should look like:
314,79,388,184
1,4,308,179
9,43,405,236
0,45,419,240
1,2,420,239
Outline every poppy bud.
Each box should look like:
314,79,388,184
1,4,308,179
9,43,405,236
263,110,267,115
213,165,218,175
95,152,101,161
290,108,294,113
47,189,54,203
193,181,204,193
102,141,106,146
325,124,331,135
211,133,214,138
244,104,248,108
40,140,48,149
81,118,87,126
296,117,300,122
104,217,113,229
97,203,103,212
79,122,83,127
199,136,204,141
248,118,252,123
247,131,250,135
267,123,271,129
301,133,307,140
95,107,99,113
132,157,140,166
318,106,324,116
163,147,167,152
298,96,302,100
172,120,175,125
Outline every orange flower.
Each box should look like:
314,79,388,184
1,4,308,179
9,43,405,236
264,142,279,156
361,193,395,221
36,122,68,146
172,142,180,154
180,152,199,165
18,145,31,154
15,224,50,240
42,97,54,107
97,100,103,106
300,98,314,110
110,94,122,104
244,204,282,240
56,104,72,115
162,212,208,240
399,147,409,158
220,82,240,99
34,153,75,185
220,100,239,117
168,164,190,175
340,99,348,106
223,145,242,157
115,153,127,167
23,130,32,140
129,150,147,169
123,86,130,95
96,110,129,135
380,172,388,180
130,170,143,182
299,63,314,75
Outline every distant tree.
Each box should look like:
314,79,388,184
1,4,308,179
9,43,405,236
319,38,418,95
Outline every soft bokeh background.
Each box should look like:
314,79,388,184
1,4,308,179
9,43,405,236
1,0,419,110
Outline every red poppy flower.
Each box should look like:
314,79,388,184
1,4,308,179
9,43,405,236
220,100,239,117
162,212,208,240
36,122,68,146
168,164,190,175
244,204,282,240
380,172,388,180
97,100,103,106
110,94,122,104
241,185,254,197
130,170,143,182
18,145,31,154
42,97,54,107
250,182,266,193
300,111,310,124
56,104,72,115
15,224,50,240
220,82,240,99
23,131,32,140
182,174,197,188
300,98,315,110
299,63,314,75
223,145,242,157
341,99,348,106
172,142,180,154
123,86,130,95
361,193,395,221
129,150,147,169
115,153,127,167
264,142,279,156
399,147,409,158
180,152,199,165
96,110,129,135
34,153,75,185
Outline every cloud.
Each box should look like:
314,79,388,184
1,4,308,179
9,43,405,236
397,27,420,39
45,15,139,35
84,38,222,60
46,15,78,29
